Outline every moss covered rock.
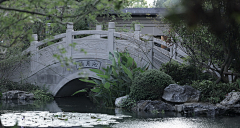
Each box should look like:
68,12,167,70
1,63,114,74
130,69,174,101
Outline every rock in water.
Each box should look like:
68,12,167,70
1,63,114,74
162,84,200,103
115,95,129,107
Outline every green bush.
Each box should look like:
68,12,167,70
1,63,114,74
160,61,211,85
130,69,174,101
191,80,239,103
121,97,137,110
33,89,53,101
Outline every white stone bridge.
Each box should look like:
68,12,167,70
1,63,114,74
6,22,187,97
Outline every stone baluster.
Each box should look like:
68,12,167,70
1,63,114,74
134,24,141,39
173,41,177,59
169,45,173,58
148,36,153,69
31,34,39,72
66,22,73,58
95,25,102,38
108,22,115,54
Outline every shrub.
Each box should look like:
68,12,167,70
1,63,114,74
191,80,239,103
130,69,174,101
121,97,137,110
33,89,53,101
160,61,211,85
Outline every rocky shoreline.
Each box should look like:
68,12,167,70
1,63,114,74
1,90,34,100
115,84,240,117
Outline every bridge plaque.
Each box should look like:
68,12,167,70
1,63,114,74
76,60,101,69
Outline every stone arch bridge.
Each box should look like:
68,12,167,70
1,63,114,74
6,22,187,97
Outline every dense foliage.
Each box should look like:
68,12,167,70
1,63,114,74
153,0,179,8
130,69,174,101
121,97,137,110
76,51,148,107
191,80,240,104
161,61,212,85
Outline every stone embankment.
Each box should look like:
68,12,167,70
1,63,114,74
115,84,240,116
1,90,34,100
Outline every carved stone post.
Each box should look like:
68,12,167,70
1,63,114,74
169,45,173,58
108,22,115,54
173,42,177,59
66,22,73,58
134,24,141,39
95,25,102,38
31,34,38,72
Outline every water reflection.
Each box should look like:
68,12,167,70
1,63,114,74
1,97,240,128
111,118,226,128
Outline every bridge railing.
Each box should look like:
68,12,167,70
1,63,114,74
25,22,187,74
36,33,66,48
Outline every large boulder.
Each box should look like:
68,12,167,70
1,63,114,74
217,92,240,114
220,92,240,106
115,95,129,107
1,90,34,100
162,84,200,103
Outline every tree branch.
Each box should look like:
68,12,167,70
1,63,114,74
0,4,96,19
0,0,8,4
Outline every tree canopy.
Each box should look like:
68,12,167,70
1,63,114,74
128,0,150,8
165,0,240,83
153,0,180,8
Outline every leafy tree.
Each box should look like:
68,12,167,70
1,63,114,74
128,0,149,8
153,0,180,8
165,0,240,83
153,0,167,8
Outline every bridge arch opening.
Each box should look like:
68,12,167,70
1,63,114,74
52,69,100,97
55,78,95,97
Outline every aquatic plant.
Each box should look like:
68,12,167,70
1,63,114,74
0,111,131,127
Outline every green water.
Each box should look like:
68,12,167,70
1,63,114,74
1,97,240,128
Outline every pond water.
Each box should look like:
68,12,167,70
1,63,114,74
1,96,240,128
